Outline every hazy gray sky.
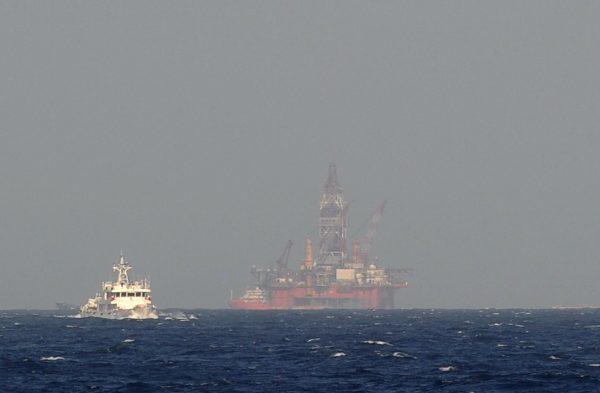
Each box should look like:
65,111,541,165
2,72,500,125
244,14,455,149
1,1,600,309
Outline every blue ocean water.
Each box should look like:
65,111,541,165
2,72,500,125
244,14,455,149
2,309,600,392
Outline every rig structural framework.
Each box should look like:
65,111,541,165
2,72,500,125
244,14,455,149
230,163,409,310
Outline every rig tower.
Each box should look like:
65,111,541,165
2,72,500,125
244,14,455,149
317,162,347,266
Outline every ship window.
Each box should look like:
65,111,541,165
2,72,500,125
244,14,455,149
135,292,141,297
128,293,135,297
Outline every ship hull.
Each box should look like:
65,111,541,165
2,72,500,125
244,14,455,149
80,304,158,320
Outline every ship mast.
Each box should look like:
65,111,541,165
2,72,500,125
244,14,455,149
113,251,133,285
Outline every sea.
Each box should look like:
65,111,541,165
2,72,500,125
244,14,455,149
2,309,600,392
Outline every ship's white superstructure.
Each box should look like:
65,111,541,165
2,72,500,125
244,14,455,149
80,252,158,319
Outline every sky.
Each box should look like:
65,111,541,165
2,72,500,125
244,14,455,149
1,1,600,309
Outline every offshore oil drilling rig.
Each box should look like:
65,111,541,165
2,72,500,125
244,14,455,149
230,163,409,310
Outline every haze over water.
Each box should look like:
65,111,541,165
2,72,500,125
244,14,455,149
1,2,600,309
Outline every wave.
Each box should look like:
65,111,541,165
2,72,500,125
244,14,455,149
40,356,65,361
439,366,455,372
362,340,392,346
392,351,415,359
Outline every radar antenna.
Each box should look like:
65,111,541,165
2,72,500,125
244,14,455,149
113,252,133,284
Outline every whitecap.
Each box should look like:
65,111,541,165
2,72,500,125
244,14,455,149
549,355,561,360
439,366,455,372
497,343,508,347
13,322,21,326
41,356,65,361
392,351,415,359
363,340,392,346
122,339,135,343
332,352,346,357
307,338,320,343
65,325,77,328
589,363,600,367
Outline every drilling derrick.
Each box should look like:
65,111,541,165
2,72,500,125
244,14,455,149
317,163,347,266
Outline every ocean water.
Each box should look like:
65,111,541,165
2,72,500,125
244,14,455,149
2,309,600,392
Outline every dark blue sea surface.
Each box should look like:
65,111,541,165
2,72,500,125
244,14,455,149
2,309,600,392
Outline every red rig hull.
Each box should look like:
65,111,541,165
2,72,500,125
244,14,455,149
230,283,407,310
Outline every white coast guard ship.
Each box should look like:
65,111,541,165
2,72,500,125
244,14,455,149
80,252,158,319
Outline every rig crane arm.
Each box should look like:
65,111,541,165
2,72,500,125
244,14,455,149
361,200,387,260
275,240,293,271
